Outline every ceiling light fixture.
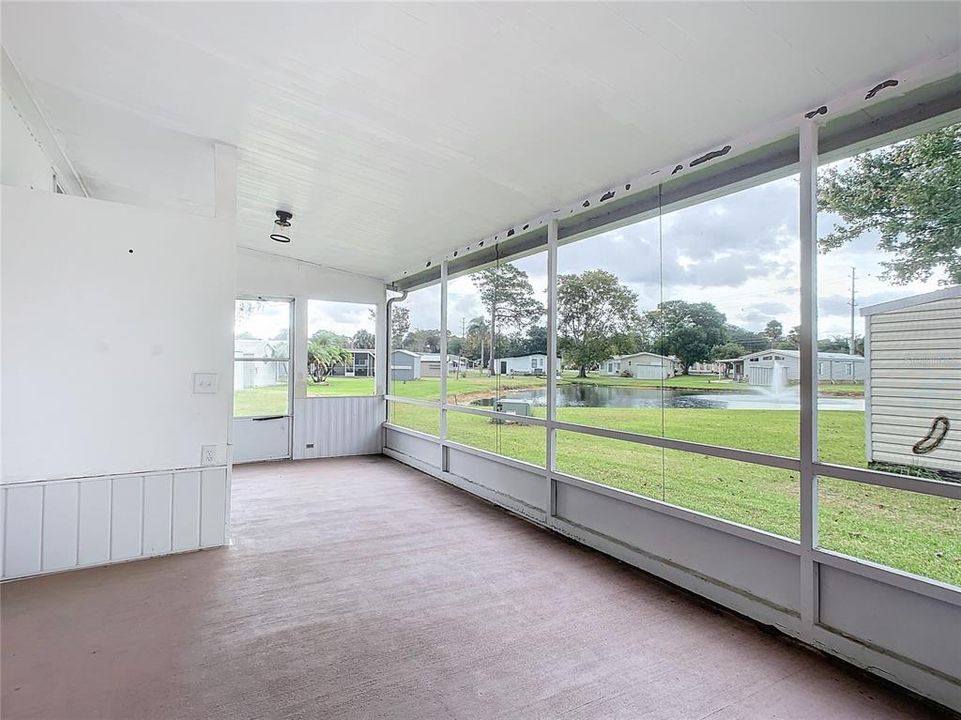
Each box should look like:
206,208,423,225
270,210,293,243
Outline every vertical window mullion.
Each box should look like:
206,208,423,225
546,218,559,517
799,120,820,630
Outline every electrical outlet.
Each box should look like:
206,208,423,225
201,445,218,466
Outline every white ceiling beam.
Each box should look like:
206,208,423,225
1,47,88,198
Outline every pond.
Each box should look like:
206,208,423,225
473,384,864,411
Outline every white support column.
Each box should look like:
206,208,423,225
292,296,308,400
798,120,820,631
213,143,238,221
374,292,388,396
439,260,449,469
546,219,559,516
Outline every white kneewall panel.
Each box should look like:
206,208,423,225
142,474,173,556
78,480,111,566
172,471,202,552
1,467,228,580
200,469,227,547
293,397,384,459
41,483,79,572
3,485,43,577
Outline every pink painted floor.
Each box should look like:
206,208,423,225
2,457,954,719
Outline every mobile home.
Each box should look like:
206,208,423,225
599,352,678,380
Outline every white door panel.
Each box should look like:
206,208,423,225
233,416,291,463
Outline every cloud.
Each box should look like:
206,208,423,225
746,301,791,316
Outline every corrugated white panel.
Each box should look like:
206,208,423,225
200,469,226,547
42,483,79,571
78,479,111,566
110,476,143,560
293,397,384,459
4,485,44,578
172,471,201,551
142,474,173,556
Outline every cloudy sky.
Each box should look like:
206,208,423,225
403,168,947,343
236,299,375,343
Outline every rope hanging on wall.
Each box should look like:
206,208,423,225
912,416,950,455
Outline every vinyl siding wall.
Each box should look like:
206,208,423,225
866,295,961,472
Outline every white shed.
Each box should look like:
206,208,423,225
599,352,678,380
390,349,422,381
862,286,961,474
492,354,559,376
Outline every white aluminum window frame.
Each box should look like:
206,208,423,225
384,107,961,613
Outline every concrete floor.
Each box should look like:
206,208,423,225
1,456,953,719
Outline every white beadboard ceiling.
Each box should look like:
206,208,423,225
2,2,959,280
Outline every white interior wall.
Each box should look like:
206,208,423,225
2,187,235,482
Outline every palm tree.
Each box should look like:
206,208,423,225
307,333,352,383
467,316,490,372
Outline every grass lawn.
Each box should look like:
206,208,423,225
235,376,958,585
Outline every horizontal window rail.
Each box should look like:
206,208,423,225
385,395,442,409
552,419,801,472
234,356,290,362
812,548,961,608
386,399,961,501
814,461,961,501
382,422,440,443
550,469,801,556
443,402,550,428
384,420,961,604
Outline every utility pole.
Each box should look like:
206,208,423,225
460,317,466,379
848,266,857,355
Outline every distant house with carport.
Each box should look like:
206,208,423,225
861,285,961,474
599,352,678,380
720,349,865,386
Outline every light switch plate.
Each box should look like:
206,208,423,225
193,372,220,394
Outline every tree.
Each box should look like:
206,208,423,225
557,270,641,378
390,305,410,346
762,320,783,347
645,300,727,374
783,325,801,350
818,123,961,285
402,328,441,353
350,329,375,349
307,330,351,383
465,316,490,367
472,265,545,374
711,341,747,360
819,335,864,355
